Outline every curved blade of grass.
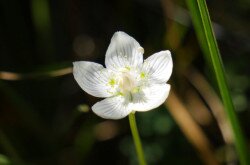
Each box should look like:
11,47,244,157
186,0,249,164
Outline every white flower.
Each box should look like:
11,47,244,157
73,31,173,119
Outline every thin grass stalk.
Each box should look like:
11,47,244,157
186,0,249,164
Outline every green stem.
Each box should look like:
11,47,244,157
128,112,147,165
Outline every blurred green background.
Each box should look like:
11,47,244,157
0,0,250,164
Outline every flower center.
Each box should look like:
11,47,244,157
119,72,136,94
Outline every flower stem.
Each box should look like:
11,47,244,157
128,112,147,165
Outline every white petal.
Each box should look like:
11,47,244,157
143,50,173,83
73,61,115,98
105,31,143,70
92,96,132,119
130,84,171,112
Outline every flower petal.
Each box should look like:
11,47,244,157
130,84,171,111
142,50,173,83
105,31,144,70
92,96,132,119
73,61,115,98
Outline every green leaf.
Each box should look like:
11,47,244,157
0,154,11,165
186,0,249,164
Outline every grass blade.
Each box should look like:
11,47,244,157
186,0,249,164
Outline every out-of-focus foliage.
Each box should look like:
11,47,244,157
0,0,249,165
